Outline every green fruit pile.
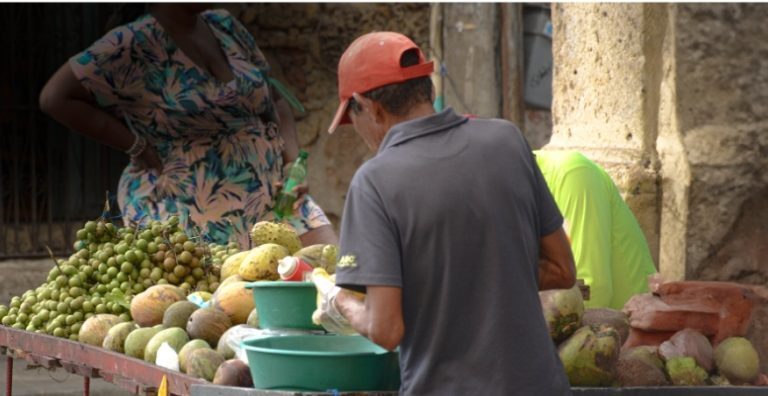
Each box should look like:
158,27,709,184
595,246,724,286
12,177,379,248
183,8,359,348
0,216,238,341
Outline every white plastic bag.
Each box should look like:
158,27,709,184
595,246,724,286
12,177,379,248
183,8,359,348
156,342,180,371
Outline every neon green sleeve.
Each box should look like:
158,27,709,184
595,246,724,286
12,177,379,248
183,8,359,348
553,167,614,308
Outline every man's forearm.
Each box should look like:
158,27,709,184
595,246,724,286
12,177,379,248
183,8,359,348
334,289,369,336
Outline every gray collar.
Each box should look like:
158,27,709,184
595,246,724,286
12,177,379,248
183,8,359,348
378,107,468,154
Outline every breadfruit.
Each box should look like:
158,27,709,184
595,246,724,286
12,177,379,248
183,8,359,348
239,243,289,281
250,221,302,253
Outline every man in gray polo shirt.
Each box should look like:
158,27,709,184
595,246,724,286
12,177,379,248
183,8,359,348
316,31,576,395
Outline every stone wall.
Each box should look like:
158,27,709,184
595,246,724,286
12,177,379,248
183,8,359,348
225,3,430,231
666,4,768,282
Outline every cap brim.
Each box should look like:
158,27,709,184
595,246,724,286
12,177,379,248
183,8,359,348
327,98,351,134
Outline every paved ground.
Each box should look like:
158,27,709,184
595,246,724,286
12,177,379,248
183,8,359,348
1,357,133,396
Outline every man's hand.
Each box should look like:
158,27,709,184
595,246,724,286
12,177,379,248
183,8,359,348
311,268,357,335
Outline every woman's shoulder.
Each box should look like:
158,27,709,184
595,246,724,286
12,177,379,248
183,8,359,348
84,14,160,56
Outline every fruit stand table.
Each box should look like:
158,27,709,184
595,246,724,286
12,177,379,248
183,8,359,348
189,385,768,396
0,326,206,396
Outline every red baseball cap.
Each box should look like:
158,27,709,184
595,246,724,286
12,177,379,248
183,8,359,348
327,32,434,134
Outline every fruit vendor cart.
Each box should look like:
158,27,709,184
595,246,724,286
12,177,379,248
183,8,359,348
3,326,768,396
1,325,206,396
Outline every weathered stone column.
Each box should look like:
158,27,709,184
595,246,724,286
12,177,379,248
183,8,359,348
660,4,768,282
549,4,668,266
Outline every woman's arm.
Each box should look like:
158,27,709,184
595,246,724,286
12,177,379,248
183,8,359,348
272,90,299,165
39,63,162,172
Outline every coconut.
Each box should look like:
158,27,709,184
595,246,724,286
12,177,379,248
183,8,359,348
144,327,189,363
186,349,226,382
714,337,760,384
540,285,585,343
124,327,163,359
581,308,629,345
186,308,232,348
213,359,254,387
615,346,669,386
102,322,138,353
178,339,211,373
78,314,122,346
558,324,620,386
162,301,199,329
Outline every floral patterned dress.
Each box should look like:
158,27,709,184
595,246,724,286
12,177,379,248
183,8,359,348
69,9,330,248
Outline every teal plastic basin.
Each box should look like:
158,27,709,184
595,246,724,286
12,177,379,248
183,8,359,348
242,335,400,391
245,281,322,330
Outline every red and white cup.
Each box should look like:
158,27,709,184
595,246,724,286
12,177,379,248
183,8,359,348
278,256,314,281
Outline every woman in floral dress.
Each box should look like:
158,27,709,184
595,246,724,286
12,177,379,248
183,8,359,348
40,4,337,248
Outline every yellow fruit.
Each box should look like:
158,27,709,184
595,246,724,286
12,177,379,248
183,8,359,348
239,244,289,281
221,251,249,281
250,221,302,253
212,281,255,325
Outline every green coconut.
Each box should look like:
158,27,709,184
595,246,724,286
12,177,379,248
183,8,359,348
540,285,585,343
714,337,760,384
558,324,620,386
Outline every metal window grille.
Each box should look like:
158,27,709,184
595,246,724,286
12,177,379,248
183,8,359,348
0,4,129,258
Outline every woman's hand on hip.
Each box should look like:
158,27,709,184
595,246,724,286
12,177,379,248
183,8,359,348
133,145,163,174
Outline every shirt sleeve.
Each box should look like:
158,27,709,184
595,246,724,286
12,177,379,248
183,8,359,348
554,166,614,308
335,176,402,293
68,26,140,110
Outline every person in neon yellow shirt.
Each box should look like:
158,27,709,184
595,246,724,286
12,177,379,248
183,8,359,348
534,150,657,309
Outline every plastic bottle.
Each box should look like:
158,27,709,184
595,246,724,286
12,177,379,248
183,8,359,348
278,256,314,281
273,150,309,220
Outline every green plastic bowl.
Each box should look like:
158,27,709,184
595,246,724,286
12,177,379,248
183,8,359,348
245,281,322,330
242,335,400,391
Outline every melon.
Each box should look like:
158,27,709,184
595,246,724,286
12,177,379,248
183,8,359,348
162,301,199,329
144,327,189,363
124,327,163,359
130,285,186,327
212,281,254,325
186,308,232,348
102,322,138,353
213,359,253,387
178,339,211,373
187,348,226,381
239,243,289,281
78,314,122,346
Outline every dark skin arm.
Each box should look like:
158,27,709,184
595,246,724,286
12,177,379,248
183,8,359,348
272,88,339,245
335,286,403,351
538,226,577,290
39,63,162,172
